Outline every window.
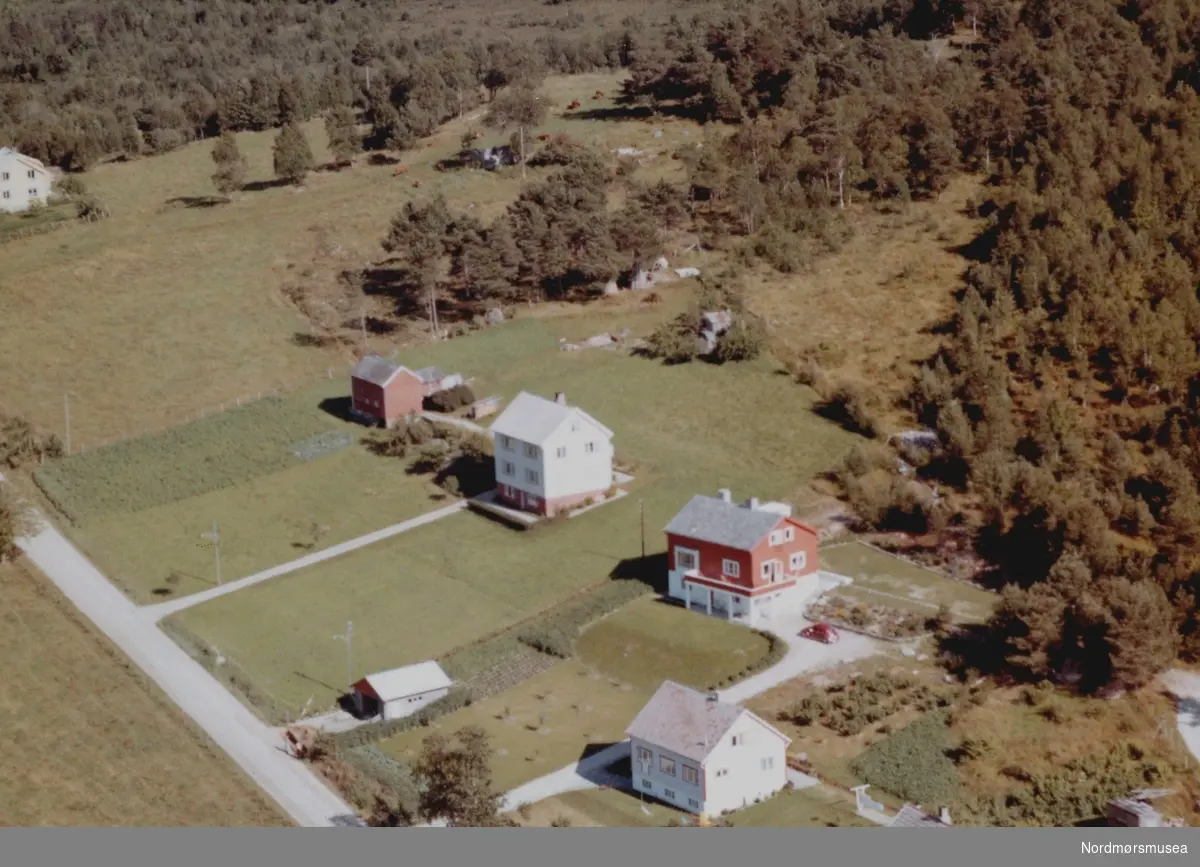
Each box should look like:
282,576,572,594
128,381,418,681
1,192,8,199
716,769,728,777
499,435,511,450
761,561,771,579
731,734,743,747
675,548,698,571
641,779,652,791
769,530,783,546
760,757,774,771
28,169,36,179
1,172,8,180
28,188,37,196
789,551,807,572
659,756,676,776
682,765,699,785
664,789,676,800
722,558,740,579
688,798,701,809
502,461,515,477
524,443,538,459
570,421,579,432
784,527,794,542
556,446,566,458
526,468,539,484
637,747,653,766
585,442,595,454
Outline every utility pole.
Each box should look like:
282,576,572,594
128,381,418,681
201,520,222,586
334,620,353,689
639,498,646,559
63,393,71,455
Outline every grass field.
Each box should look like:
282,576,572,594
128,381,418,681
821,541,997,623
0,70,703,446
728,785,875,828
0,202,74,240
576,596,772,691
0,561,288,826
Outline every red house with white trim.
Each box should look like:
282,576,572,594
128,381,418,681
664,489,821,626
350,355,424,427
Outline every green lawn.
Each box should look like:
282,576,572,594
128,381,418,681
576,596,772,691
382,659,654,792
0,203,73,239
728,785,875,828
821,541,997,623
514,787,688,827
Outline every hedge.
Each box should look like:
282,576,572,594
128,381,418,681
850,709,959,805
424,384,476,413
705,629,787,691
332,687,474,749
514,580,649,658
342,745,420,816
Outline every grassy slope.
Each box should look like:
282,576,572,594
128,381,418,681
0,561,288,826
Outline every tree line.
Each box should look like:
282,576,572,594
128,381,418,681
0,0,656,170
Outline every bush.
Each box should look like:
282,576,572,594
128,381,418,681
425,383,476,413
850,710,959,804
643,314,704,364
76,194,111,222
56,175,88,198
820,381,880,437
712,315,767,363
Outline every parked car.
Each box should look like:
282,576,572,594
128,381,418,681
800,623,839,644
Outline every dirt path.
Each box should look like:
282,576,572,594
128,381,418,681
12,496,359,828
141,500,469,621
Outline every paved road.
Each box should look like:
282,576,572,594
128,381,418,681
15,507,359,828
142,500,468,621
501,617,886,812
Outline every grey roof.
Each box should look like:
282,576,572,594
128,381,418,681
351,355,403,386
625,681,748,763
414,366,445,384
664,494,784,551
1109,798,1162,818
888,805,949,828
489,391,613,447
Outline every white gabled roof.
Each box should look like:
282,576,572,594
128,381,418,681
0,147,46,172
355,660,452,702
489,391,612,446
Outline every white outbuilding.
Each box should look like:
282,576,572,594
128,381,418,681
351,660,453,721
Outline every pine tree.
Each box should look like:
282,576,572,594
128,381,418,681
484,85,547,179
210,131,248,199
324,106,361,168
273,122,314,186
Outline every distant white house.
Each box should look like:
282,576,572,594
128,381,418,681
350,661,453,721
488,391,614,517
626,681,790,816
0,148,52,213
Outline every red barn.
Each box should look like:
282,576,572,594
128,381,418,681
350,355,424,427
663,489,822,626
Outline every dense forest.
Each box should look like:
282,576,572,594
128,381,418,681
0,0,661,169
6,0,1200,693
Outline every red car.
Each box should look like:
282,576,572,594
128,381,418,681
800,623,840,644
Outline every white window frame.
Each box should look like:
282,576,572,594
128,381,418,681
27,169,36,179
1,172,8,180
659,756,676,776
499,435,512,450
784,527,794,542
637,746,652,766
682,765,699,785
1,192,8,199
769,530,783,546
789,551,807,572
716,768,728,777
585,442,595,454
675,546,699,572
28,188,37,196
664,789,676,800
556,446,566,458
570,420,580,432
641,779,653,791
526,468,539,484
524,443,538,459
731,735,743,747
722,558,740,579
688,797,701,809
502,461,515,477
760,757,774,770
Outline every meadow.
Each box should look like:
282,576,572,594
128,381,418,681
0,561,287,826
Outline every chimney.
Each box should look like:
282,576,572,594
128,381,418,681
717,488,732,504
745,496,760,511
939,807,952,826
555,392,567,406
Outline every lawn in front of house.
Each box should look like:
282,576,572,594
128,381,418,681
381,659,653,793
576,595,773,692
820,541,996,623
728,784,875,827
511,786,687,827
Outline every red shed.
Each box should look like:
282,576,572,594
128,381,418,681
350,355,424,427
663,489,821,626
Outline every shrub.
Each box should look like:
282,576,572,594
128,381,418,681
331,688,474,749
643,314,704,364
56,175,88,198
712,315,766,363
820,381,880,437
75,194,111,222
425,383,476,413
549,815,573,827
850,710,959,805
